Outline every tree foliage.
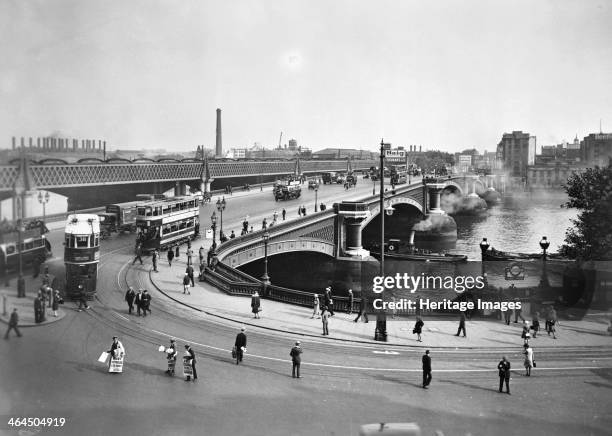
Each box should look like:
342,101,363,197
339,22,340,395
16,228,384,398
560,164,612,260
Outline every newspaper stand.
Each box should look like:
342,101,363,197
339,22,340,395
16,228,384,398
167,354,176,375
183,355,193,379
109,353,124,373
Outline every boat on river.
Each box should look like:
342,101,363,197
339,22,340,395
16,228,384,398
370,250,468,262
483,247,571,262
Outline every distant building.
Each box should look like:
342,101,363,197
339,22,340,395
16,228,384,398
288,139,298,151
497,131,536,178
527,162,589,189
581,132,612,166
312,148,376,160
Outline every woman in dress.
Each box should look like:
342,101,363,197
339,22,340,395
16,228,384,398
312,294,320,319
251,292,261,319
413,317,424,342
523,343,534,376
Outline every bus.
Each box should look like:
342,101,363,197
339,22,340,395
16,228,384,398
0,227,51,276
98,201,139,235
136,196,200,252
390,164,408,185
64,214,100,300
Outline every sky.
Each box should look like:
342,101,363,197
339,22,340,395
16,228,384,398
1,0,611,154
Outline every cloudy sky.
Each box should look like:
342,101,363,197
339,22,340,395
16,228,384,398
1,0,611,153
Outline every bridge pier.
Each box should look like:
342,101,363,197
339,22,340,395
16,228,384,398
481,175,502,205
413,183,457,242
336,201,372,258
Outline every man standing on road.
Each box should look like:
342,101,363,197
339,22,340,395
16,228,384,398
77,285,90,312
282,209,286,221
184,344,197,381
152,249,159,272
4,308,22,339
183,273,191,295
167,248,174,267
207,247,214,267
125,287,136,315
234,327,247,365
321,306,330,336
347,289,354,315
497,356,511,394
455,311,467,337
422,350,432,388
290,341,302,378
354,294,369,323
132,243,144,265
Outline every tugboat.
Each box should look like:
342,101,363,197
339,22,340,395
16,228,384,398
367,237,467,263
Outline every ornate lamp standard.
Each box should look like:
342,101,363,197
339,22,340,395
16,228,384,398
210,212,217,254
216,197,226,237
261,231,271,296
314,185,319,212
14,188,25,298
375,139,394,342
38,191,50,223
539,236,550,261
479,238,490,286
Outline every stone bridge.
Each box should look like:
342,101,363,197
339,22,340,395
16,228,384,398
213,176,495,267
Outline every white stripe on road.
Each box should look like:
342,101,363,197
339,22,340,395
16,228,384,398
147,329,612,373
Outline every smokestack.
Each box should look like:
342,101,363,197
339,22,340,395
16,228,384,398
419,145,422,152
216,108,222,157
12,136,16,149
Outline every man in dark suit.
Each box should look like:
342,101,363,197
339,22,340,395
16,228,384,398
422,350,432,388
497,356,511,394
290,341,302,378
324,286,334,316
184,344,197,381
354,295,369,323
142,290,151,316
455,311,467,337
234,327,247,365
132,243,143,265
4,308,22,339
134,290,143,316
125,287,136,314
186,264,195,287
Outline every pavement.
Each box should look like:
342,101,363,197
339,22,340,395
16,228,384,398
0,273,66,328
143,243,612,349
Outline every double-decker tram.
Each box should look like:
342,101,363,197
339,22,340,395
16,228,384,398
64,214,100,300
0,225,51,275
136,196,200,253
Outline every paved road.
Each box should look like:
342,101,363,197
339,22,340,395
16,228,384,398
2,180,612,436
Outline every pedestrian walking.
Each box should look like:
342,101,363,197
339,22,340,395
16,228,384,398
77,285,90,311
52,290,61,317
107,336,125,370
167,248,174,266
229,230,236,239
38,289,47,322
521,320,531,345
422,350,432,388
324,287,335,316
262,218,267,230
186,245,194,266
175,245,180,259
186,264,195,287
413,316,424,342
125,287,136,314
523,343,534,376
234,327,247,365
242,219,249,233
514,300,524,323
531,312,540,338
282,209,286,220
135,289,143,316
165,339,177,375
504,308,512,325
184,344,197,381
142,290,151,316
152,249,159,272
132,243,144,265
321,306,331,335
199,246,205,265
290,341,302,378
354,294,369,323
455,311,467,337
497,356,511,394
311,294,320,319
4,308,22,339
297,206,302,217
347,289,354,315
34,293,42,323
251,291,261,319
301,205,307,216
183,273,191,294
207,247,214,267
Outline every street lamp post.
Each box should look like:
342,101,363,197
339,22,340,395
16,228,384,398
375,139,392,342
13,193,26,298
38,191,50,223
210,212,217,254
539,236,550,261
479,238,490,286
261,231,271,295
314,186,319,212
216,197,226,237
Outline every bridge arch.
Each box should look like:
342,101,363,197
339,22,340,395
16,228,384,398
221,238,335,268
442,181,463,196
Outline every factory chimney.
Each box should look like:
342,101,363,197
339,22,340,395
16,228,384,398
216,108,222,157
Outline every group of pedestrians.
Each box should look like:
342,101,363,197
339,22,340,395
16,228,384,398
124,287,152,316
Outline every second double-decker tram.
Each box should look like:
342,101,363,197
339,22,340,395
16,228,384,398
64,214,100,300
136,196,200,252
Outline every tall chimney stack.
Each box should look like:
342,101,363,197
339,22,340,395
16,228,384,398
216,108,222,157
